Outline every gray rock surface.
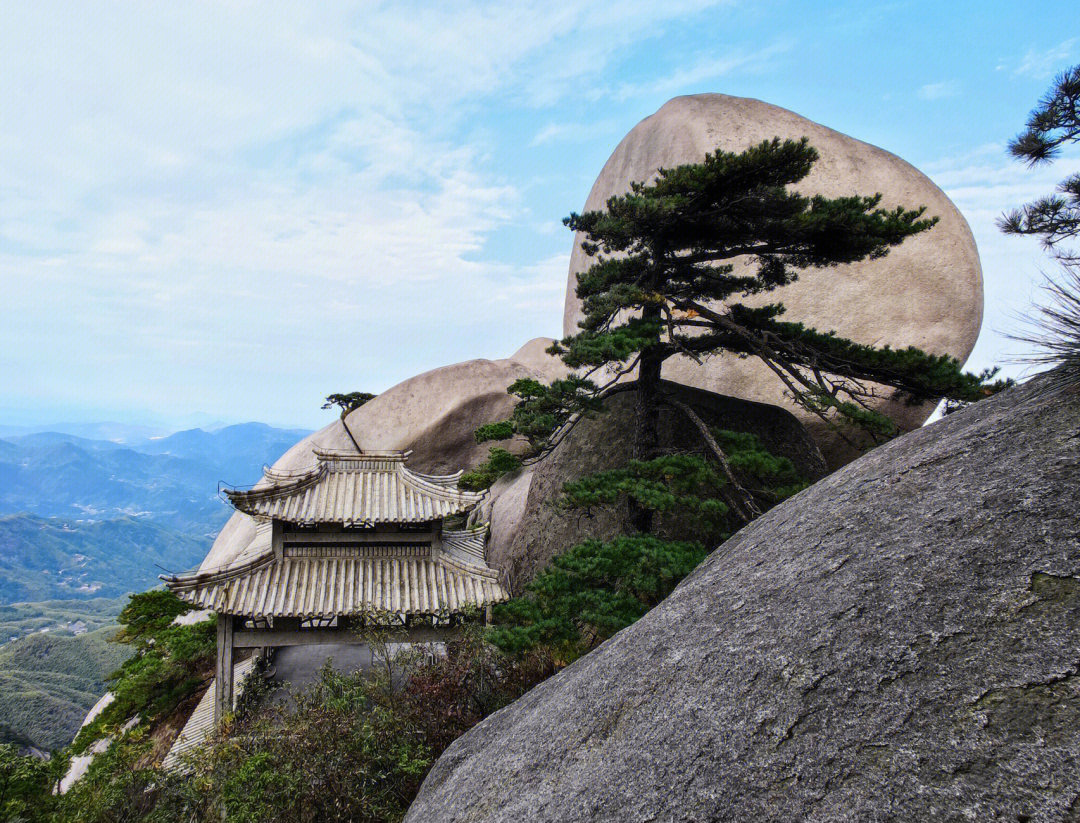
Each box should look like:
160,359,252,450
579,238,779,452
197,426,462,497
564,94,984,468
487,381,828,592
407,373,1080,823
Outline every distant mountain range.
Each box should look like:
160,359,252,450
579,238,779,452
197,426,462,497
0,514,212,602
0,422,310,604
0,417,308,443
0,422,311,750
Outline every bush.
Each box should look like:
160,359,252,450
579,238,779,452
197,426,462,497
73,591,215,753
57,730,158,823
458,447,522,492
399,622,556,752
156,665,430,823
0,742,55,822
488,535,708,657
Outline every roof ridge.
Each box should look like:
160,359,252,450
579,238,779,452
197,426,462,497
398,464,481,502
312,448,412,460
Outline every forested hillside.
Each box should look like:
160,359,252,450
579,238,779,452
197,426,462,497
0,424,309,752
0,628,130,751
0,515,210,603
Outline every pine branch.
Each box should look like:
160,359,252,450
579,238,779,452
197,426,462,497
661,396,760,522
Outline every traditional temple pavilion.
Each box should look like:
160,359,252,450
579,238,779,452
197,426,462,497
162,449,506,722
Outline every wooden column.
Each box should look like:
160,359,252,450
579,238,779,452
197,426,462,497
214,614,234,726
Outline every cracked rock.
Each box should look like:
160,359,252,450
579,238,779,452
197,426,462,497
406,371,1080,823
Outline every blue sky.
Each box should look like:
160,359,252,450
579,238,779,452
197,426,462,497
1,1,1078,430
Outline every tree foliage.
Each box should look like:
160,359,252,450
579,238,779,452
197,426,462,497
0,742,55,822
73,590,215,753
398,621,556,753
1002,63,1080,391
458,447,522,492
153,624,554,823
475,137,1003,489
58,730,159,823
1000,64,1080,255
560,137,997,445
322,392,377,416
560,453,728,526
488,534,709,657
474,377,603,453
489,431,807,657
156,665,431,823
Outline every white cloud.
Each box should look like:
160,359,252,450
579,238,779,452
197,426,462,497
611,41,792,101
0,1,746,426
529,120,617,147
1011,38,1076,78
917,81,960,101
530,124,574,146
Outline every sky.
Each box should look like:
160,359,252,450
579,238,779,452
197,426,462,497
1,1,1078,431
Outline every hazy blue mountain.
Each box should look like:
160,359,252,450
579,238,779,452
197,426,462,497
0,422,168,443
0,514,211,602
0,423,309,534
135,422,311,487
0,422,310,604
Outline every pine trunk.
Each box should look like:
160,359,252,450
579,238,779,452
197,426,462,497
631,305,664,533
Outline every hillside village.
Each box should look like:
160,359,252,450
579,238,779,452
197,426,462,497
1,19,1079,823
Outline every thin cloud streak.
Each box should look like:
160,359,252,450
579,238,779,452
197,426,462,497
918,81,960,101
1010,38,1076,78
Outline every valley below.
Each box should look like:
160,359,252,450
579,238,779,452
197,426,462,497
0,421,309,751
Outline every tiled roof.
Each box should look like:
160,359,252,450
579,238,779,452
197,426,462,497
443,525,488,565
222,449,481,526
165,552,507,619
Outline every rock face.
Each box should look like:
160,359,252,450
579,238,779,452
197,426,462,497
563,94,983,467
484,381,828,593
199,340,567,571
406,373,1080,823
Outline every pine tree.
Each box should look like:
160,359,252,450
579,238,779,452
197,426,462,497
1001,63,1080,392
476,138,1000,518
323,391,377,452
999,64,1080,257
487,430,808,657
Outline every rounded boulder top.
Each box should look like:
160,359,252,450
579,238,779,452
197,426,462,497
564,94,983,466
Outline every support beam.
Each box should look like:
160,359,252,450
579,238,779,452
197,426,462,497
233,624,459,648
214,614,234,726
281,531,435,545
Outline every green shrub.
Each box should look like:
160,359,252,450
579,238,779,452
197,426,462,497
57,730,158,823
155,665,432,823
73,591,215,752
0,742,55,822
458,447,522,492
488,534,708,657
489,431,809,657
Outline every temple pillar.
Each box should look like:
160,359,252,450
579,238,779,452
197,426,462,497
214,614,234,725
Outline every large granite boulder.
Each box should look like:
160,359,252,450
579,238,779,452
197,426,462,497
198,340,567,571
563,94,984,468
406,372,1080,822
484,381,828,593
